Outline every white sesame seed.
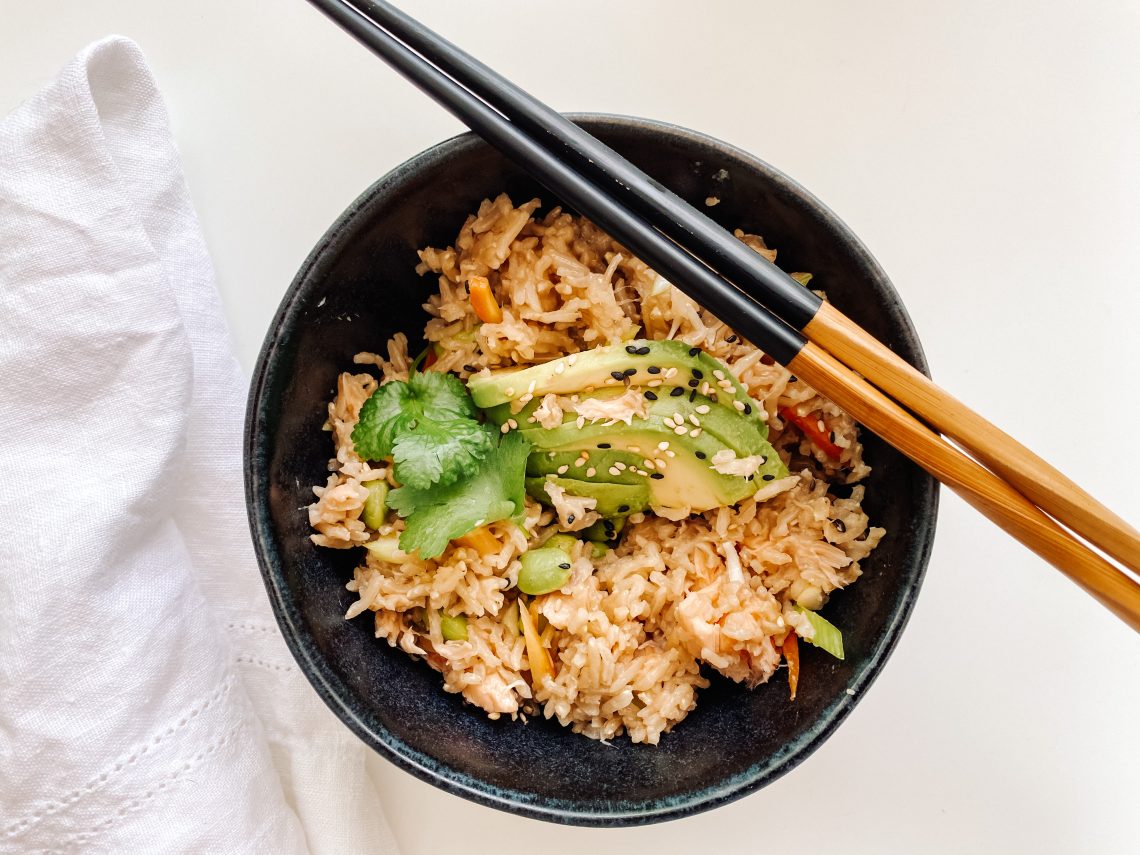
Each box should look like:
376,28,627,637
586,467,597,477
576,416,585,429
548,451,556,458
643,459,656,469
648,379,663,387
696,405,710,414
557,465,569,474
713,370,726,381
574,457,587,468
673,412,683,422
608,467,621,476
734,400,746,412
504,387,515,397
674,426,688,435
518,393,532,405
527,416,537,423
817,419,826,432
567,354,578,365
689,414,700,426
629,446,641,453
554,363,566,374
666,450,676,458
500,423,510,433
690,428,701,437
581,451,590,460
507,419,518,429
615,462,627,470
657,441,670,450
665,367,678,379
664,417,676,428
527,381,536,394
655,459,667,469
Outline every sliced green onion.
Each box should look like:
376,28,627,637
795,605,844,660
440,612,468,641
362,480,389,529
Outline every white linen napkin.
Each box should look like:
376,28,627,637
0,36,397,854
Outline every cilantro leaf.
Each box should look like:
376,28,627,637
351,370,490,487
387,431,531,559
391,418,491,489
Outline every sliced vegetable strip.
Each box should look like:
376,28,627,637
779,405,842,460
468,275,503,323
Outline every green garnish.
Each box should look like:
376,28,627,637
439,612,469,641
795,605,844,660
352,370,492,489
361,480,389,529
387,431,530,559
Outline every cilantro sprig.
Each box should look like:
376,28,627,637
352,370,493,489
387,431,531,559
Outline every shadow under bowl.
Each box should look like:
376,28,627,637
244,114,938,826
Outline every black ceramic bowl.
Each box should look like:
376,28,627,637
245,114,938,825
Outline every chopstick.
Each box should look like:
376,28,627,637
304,0,1140,631
338,0,1140,579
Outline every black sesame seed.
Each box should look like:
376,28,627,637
726,334,738,343
746,474,754,481
610,370,626,381
647,365,662,375
670,387,685,397
743,403,752,415
463,363,477,373
636,345,651,355
709,393,718,403
691,369,704,379
688,347,701,357
689,390,697,402
832,519,847,533
603,521,615,531
650,473,665,480
789,375,797,382
687,379,699,388
829,431,836,443
567,514,576,524
558,562,572,570
625,345,639,354
695,451,707,460
762,474,775,481
623,367,637,377
598,443,612,449
617,504,630,513
644,390,658,401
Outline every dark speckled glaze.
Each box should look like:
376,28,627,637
244,115,938,826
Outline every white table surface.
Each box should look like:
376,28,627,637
4,1,1138,852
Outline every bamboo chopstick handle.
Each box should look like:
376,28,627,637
803,302,1140,576
787,342,1140,633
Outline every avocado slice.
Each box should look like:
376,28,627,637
527,442,778,509
526,476,650,517
468,339,759,414
499,387,771,457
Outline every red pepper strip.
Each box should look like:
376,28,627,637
423,348,438,369
782,632,800,701
779,406,843,460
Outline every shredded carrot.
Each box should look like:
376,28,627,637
782,632,800,700
468,275,503,324
518,598,554,688
454,526,499,556
779,405,843,460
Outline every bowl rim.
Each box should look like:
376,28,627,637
244,112,939,826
